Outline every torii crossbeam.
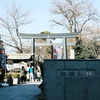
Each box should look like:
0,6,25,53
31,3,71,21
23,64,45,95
19,32,79,62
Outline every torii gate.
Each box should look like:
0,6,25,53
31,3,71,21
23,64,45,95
19,32,79,64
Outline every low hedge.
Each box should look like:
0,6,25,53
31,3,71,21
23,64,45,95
13,73,20,78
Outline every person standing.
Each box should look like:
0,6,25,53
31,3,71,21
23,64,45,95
20,66,27,83
29,66,34,82
37,70,41,81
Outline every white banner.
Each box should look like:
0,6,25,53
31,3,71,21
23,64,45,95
57,48,62,59
70,49,75,59
13,63,20,68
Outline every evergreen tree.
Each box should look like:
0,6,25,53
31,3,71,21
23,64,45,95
73,37,99,59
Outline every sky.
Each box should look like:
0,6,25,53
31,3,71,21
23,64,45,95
0,0,100,52
0,0,64,34
0,0,100,34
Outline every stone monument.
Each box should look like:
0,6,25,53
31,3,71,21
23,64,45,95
44,59,100,100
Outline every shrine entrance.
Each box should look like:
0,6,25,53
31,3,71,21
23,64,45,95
19,32,79,65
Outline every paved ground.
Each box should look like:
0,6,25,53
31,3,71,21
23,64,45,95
0,81,42,100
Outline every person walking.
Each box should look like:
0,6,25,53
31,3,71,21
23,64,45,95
20,66,27,83
29,66,34,82
37,65,41,81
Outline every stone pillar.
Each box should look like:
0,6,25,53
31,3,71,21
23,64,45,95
63,37,67,59
31,38,35,66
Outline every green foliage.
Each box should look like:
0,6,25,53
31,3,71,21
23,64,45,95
73,38,99,59
13,73,20,78
40,31,52,41
40,31,52,34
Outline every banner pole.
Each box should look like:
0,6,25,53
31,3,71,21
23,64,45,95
2,49,9,86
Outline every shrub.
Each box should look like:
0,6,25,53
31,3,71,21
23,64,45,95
13,73,20,78
5,73,12,79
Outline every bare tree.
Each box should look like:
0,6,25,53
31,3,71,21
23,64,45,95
50,0,100,34
0,2,33,53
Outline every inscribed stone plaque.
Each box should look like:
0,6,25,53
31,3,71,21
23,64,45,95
44,59,100,100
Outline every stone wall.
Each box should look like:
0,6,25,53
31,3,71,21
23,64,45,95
44,59,100,100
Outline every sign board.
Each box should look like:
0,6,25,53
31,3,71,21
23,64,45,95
6,64,14,71
57,70,94,77
13,63,20,69
13,62,28,70
1,49,5,69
